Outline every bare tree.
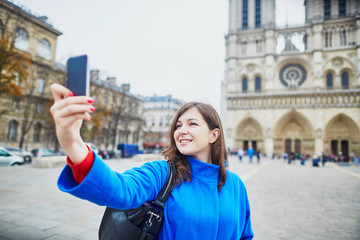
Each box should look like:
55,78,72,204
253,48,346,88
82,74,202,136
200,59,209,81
18,74,50,149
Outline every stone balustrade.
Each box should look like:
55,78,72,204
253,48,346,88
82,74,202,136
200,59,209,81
227,89,360,110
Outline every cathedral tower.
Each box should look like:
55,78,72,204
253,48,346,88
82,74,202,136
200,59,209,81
222,0,360,159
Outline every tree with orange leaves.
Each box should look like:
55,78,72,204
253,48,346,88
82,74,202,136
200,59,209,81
0,17,30,96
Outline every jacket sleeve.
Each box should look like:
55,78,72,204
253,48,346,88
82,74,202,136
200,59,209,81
57,153,169,210
67,147,94,184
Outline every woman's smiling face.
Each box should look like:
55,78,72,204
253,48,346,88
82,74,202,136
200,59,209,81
174,107,219,163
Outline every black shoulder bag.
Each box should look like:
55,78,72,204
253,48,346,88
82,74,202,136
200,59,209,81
99,161,176,240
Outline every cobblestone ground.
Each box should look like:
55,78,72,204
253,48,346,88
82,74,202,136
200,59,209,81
0,156,359,239
231,157,360,240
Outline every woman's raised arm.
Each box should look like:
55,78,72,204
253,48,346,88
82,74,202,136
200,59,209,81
49,83,95,164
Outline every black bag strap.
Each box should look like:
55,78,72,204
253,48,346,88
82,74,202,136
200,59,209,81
152,160,176,209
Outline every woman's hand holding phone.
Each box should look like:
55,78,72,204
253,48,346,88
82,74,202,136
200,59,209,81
50,83,94,164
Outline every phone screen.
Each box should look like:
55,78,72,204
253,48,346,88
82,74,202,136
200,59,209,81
66,55,89,96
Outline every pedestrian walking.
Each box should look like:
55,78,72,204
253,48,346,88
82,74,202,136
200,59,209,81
247,146,254,164
49,84,254,240
237,148,244,162
256,151,261,164
289,152,295,164
321,152,327,167
283,152,288,163
312,154,320,167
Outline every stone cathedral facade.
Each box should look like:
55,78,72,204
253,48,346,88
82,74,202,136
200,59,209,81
221,0,360,159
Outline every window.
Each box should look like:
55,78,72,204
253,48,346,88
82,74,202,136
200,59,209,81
326,73,333,89
38,38,51,60
325,32,329,47
255,40,262,53
241,41,247,54
242,0,248,29
14,72,20,86
255,0,261,28
339,28,346,46
255,77,261,92
324,0,331,20
0,20,3,38
8,120,18,141
242,77,248,92
38,77,45,94
341,71,349,89
133,132,138,144
12,99,19,109
14,28,29,51
33,123,42,142
36,103,43,113
339,0,346,17
329,31,333,47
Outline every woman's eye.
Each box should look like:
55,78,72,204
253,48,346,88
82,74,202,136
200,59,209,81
190,122,197,126
175,125,181,129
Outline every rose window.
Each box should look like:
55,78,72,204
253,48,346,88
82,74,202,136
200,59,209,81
279,64,306,88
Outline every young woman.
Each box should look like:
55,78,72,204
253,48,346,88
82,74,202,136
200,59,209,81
50,83,254,239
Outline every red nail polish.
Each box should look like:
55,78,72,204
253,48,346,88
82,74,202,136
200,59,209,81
89,116,92,121
90,107,96,111
87,99,94,103
68,92,74,97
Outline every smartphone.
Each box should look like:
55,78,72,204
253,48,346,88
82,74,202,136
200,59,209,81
66,55,89,96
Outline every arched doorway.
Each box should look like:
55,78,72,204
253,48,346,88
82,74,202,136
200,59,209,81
234,117,264,153
274,111,314,155
324,114,360,161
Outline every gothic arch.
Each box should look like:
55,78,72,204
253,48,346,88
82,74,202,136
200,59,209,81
237,63,265,79
273,111,314,155
323,57,355,76
324,114,360,157
324,70,335,89
234,117,264,152
340,68,352,88
278,58,310,73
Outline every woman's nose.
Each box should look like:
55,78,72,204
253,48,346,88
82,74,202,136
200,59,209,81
179,125,189,134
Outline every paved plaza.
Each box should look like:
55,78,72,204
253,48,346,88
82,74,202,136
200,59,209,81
0,155,359,240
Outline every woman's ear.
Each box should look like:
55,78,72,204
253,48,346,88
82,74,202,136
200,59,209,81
209,128,220,143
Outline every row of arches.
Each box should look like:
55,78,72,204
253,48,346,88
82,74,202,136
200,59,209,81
233,112,359,158
326,70,350,89
241,76,262,92
232,56,354,93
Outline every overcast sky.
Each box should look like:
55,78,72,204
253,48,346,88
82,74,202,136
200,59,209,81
15,0,304,112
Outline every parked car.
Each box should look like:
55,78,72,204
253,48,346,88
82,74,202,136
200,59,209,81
98,149,109,159
84,143,109,159
0,146,25,166
3,146,32,162
106,150,115,159
31,148,63,157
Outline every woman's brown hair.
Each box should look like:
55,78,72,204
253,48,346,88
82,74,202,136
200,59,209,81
162,102,228,190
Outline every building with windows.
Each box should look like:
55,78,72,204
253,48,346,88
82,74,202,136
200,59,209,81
81,70,145,152
0,0,65,151
0,0,145,153
143,95,184,152
221,0,360,159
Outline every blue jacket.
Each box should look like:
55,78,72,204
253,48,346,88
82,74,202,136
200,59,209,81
247,148,254,157
58,154,254,240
